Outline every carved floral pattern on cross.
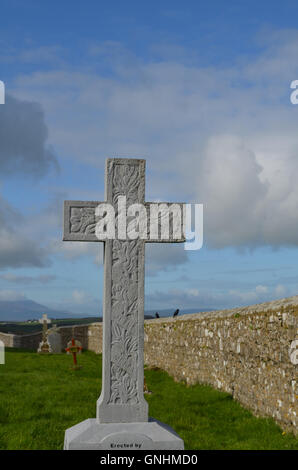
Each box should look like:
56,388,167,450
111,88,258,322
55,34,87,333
70,207,97,235
110,239,139,404
63,158,186,425
108,163,141,404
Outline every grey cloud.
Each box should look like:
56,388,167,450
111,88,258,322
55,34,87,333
0,227,49,268
0,94,58,178
0,195,50,269
145,243,188,276
0,93,59,269
0,273,56,284
0,290,27,301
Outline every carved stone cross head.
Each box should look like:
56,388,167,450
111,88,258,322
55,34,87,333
39,313,51,325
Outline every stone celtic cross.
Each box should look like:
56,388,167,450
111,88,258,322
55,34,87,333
63,158,185,449
38,313,51,354
39,313,51,326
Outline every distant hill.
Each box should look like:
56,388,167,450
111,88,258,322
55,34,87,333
0,299,215,322
0,300,77,322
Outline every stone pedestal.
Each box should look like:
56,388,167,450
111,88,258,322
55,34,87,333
37,340,52,354
64,418,184,450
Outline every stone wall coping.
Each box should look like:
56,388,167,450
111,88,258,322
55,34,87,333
0,330,42,339
0,323,102,340
145,295,298,324
58,322,101,330
0,331,16,337
13,330,42,338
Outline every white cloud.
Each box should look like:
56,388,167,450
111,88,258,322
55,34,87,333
0,290,27,301
19,45,66,66
255,285,268,294
49,238,103,264
43,289,98,314
46,289,100,315
149,282,287,310
72,289,88,304
8,30,298,251
274,284,287,297
186,288,200,296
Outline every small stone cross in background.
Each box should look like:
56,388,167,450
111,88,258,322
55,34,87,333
66,338,83,369
37,313,52,354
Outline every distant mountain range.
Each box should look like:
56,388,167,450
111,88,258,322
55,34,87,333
0,300,75,322
0,299,215,322
2,293,298,323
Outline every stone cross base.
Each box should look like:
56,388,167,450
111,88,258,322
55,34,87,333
37,341,52,354
64,418,184,450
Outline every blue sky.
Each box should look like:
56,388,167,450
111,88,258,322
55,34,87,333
1,1,298,315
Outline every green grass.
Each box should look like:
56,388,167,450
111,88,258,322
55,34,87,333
0,348,297,450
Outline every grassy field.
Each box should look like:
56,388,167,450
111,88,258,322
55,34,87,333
0,348,297,450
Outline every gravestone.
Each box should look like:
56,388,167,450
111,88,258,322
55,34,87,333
63,158,185,450
48,325,62,354
37,314,52,354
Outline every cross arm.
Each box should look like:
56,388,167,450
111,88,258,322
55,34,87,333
63,200,105,242
39,314,51,324
63,200,186,242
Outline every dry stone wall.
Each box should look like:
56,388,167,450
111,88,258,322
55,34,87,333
0,330,42,349
144,305,297,436
0,323,103,352
0,332,15,348
58,323,102,353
